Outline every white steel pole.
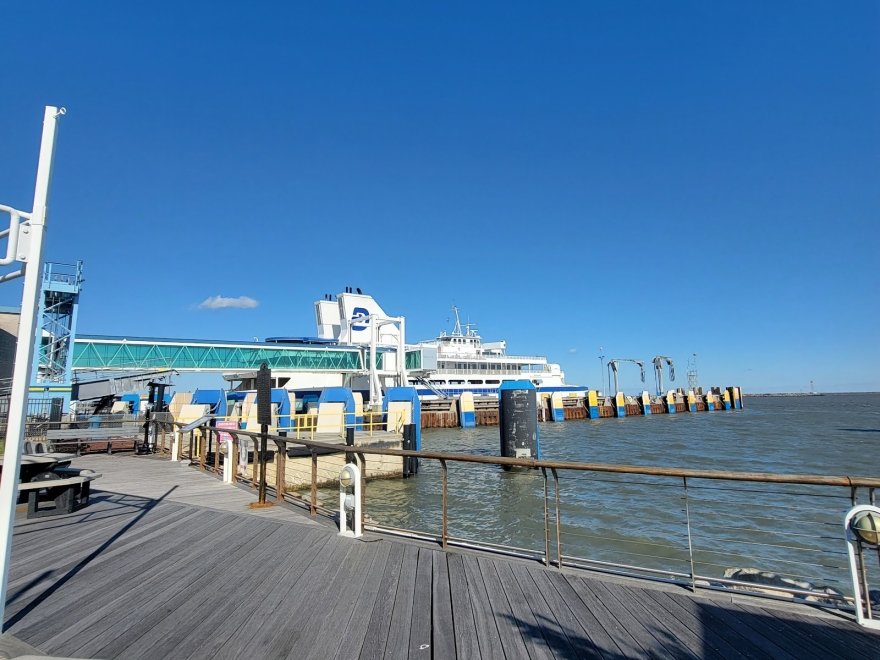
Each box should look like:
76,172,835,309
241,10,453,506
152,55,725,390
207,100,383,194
397,317,406,387
0,106,63,631
369,317,379,409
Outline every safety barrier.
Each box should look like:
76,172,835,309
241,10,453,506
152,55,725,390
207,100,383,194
148,416,880,613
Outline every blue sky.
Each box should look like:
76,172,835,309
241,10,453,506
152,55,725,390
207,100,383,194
1,1,877,393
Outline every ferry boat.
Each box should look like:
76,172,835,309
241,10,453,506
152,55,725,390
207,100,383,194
227,291,582,405
407,307,579,399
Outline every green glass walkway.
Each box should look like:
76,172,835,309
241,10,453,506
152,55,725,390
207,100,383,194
72,336,423,372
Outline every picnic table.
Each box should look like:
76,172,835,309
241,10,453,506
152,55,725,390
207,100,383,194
0,452,75,482
0,452,100,518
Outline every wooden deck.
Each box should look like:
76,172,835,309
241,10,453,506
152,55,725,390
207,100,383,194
5,455,880,659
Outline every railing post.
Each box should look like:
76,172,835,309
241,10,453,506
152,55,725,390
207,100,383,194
231,433,239,484
552,468,562,568
440,458,448,549
357,451,366,529
345,427,354,465
160,421,166,455
683,476,696,592
275,440,286,503
213,426,220,473
542,467,550,567
199,427,207,471
310,449,318,516
258,423,268,504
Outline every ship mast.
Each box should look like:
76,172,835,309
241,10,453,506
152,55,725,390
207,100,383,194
451,305,463,336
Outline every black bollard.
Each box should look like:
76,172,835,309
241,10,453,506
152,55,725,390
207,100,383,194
499,381,540,466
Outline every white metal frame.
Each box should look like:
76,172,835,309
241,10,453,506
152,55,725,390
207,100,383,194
844,504,880,629
0,106,65,631
361,314,406,409
338,463,362,538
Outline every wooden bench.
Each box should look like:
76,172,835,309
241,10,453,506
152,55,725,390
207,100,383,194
46,427,141,455
18,468,102,518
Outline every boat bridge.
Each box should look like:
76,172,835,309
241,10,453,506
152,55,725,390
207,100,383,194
72,335,423,373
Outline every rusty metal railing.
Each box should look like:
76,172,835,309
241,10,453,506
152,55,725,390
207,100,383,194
153,418,880,610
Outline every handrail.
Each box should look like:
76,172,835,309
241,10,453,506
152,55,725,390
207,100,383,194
149,416,879,611
196,425,880,488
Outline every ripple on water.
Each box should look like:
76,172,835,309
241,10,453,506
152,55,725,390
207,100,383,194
364,394,879,581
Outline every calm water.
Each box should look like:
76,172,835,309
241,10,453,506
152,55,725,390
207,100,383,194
352,393,880,591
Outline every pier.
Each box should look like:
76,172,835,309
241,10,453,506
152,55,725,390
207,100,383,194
5,454,880,658
420,386,743,428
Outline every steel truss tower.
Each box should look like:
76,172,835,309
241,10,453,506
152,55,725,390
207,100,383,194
31,261,83,404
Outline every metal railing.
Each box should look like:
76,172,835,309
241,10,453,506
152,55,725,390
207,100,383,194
146,415,880,612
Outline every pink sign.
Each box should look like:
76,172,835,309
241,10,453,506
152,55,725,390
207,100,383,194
215,420,239,444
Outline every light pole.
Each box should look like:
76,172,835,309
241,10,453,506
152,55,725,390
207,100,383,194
598,347,605,394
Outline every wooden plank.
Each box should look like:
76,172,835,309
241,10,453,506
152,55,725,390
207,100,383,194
461,554,505,660
330,540,395,660
168,526,324,660
562,574,655,657
251,536,359,658
7,505,200,615
641,589,783,660
729,602,877,659
474,556,529,660
430,550,456,660
8,504,197,591
279,539,373,658
408,547,433,659
516,565,585,660
589,580,700,660
492,560,555,660
544,571,626,658
524,566,604,658
92,520,287,659
761,606,880,657
578,577,686,657
9,499,172,572
210,529,337,658
380,543,420,660
202,529,335,658
132,524,315,660
9,507,228,641
445,553,481,660
65,519,280,658
358,542,406,660
754,604,880,658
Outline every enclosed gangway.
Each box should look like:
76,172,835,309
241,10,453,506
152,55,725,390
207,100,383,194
72,335,422,372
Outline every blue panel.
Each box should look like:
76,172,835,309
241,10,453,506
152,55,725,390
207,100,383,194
616,406,626,418
192,389,228,417
120,393,140,416
318,387,356,429
499,380,536,391
588,406,599,418
460,411,476,428
271,388,291,428
383,387,421,450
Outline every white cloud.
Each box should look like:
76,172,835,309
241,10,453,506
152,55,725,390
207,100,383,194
568,348,577,354
197,295,259,310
